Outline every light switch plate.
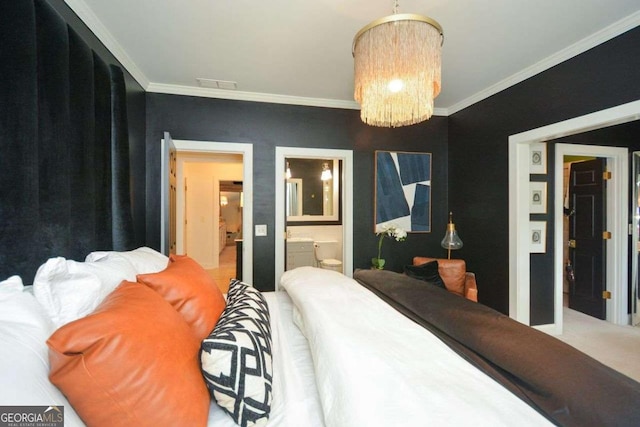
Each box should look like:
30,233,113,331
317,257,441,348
255,224,267,236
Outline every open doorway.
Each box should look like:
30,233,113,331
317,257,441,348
283,157,342,273
553,144,627,331
177,154,242,293
508,100,639,333
274,147,354,288
161,137,254,287
215,181,243,288
178,155,243,293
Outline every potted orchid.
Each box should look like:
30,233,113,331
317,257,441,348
371,224,407,269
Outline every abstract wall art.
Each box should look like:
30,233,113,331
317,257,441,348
374,151,432,233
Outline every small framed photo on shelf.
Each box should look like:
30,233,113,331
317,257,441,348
529,221,547,253
529,182,547,214
529,142,547,174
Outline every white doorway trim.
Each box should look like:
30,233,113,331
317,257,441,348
274,147,354,289
166,139,253,285
509,99,640,332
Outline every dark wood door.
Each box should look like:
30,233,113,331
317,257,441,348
568,158,606,319
169,144,177,255
162,132,177,255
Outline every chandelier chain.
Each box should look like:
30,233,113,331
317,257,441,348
392,0,399,14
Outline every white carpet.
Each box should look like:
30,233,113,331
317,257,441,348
556,307,640,382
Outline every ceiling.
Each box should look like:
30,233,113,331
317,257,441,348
66,0,640,115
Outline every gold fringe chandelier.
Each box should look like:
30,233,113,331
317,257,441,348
352,1,444,127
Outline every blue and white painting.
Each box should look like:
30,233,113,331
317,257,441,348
375,151,431,233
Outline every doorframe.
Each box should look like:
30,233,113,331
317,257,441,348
162,139,253,285
274,147,353,289
509,99,640,332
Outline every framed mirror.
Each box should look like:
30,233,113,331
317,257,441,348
285,157,340,223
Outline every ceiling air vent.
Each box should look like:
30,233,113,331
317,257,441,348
196,78,237,90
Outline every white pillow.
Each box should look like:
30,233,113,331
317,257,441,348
0,275,24,297
85,246,169,274
33,254,137,328
0,276,84,426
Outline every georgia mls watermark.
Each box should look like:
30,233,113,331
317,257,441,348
0,406,64,427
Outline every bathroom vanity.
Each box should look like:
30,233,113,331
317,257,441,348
286,238,315,270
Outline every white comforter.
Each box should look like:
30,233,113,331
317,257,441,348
208,291,325,427
280,267,552,427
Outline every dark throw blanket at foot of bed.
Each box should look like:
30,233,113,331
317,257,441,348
353,269,640,427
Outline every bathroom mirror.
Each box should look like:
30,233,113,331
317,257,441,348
285,157,340,223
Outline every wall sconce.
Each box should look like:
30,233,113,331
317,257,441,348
220,195,228,207
321,162,332,181
286,161,292,179
441,212,463,259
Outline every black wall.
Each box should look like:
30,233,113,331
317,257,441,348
449,27,640,319
37,1,640,312
47,0,147,247
145,95,449,291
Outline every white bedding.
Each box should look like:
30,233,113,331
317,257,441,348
2,280,323,427
1,262,554,427
0,278,85,426
208,290,326,426
280,267,553,427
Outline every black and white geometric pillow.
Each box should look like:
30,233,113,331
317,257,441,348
200,279,273,427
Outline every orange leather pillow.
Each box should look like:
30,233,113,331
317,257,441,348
437,260,467,296
47,281,210,427
137,254,226,340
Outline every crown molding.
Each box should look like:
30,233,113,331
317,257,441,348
66,0,637,118
149,83,435,117
147,83,448,116
447,11,640,115
146,83,360,109
64,0,149,89
65,0,444,115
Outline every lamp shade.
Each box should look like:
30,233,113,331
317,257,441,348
321,162,332,181
353,13,443,127
441,212,462,258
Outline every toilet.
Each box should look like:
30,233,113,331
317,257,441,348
313,240,343,273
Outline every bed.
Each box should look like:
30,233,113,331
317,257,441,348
0,249,323,427
2,250,639,427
